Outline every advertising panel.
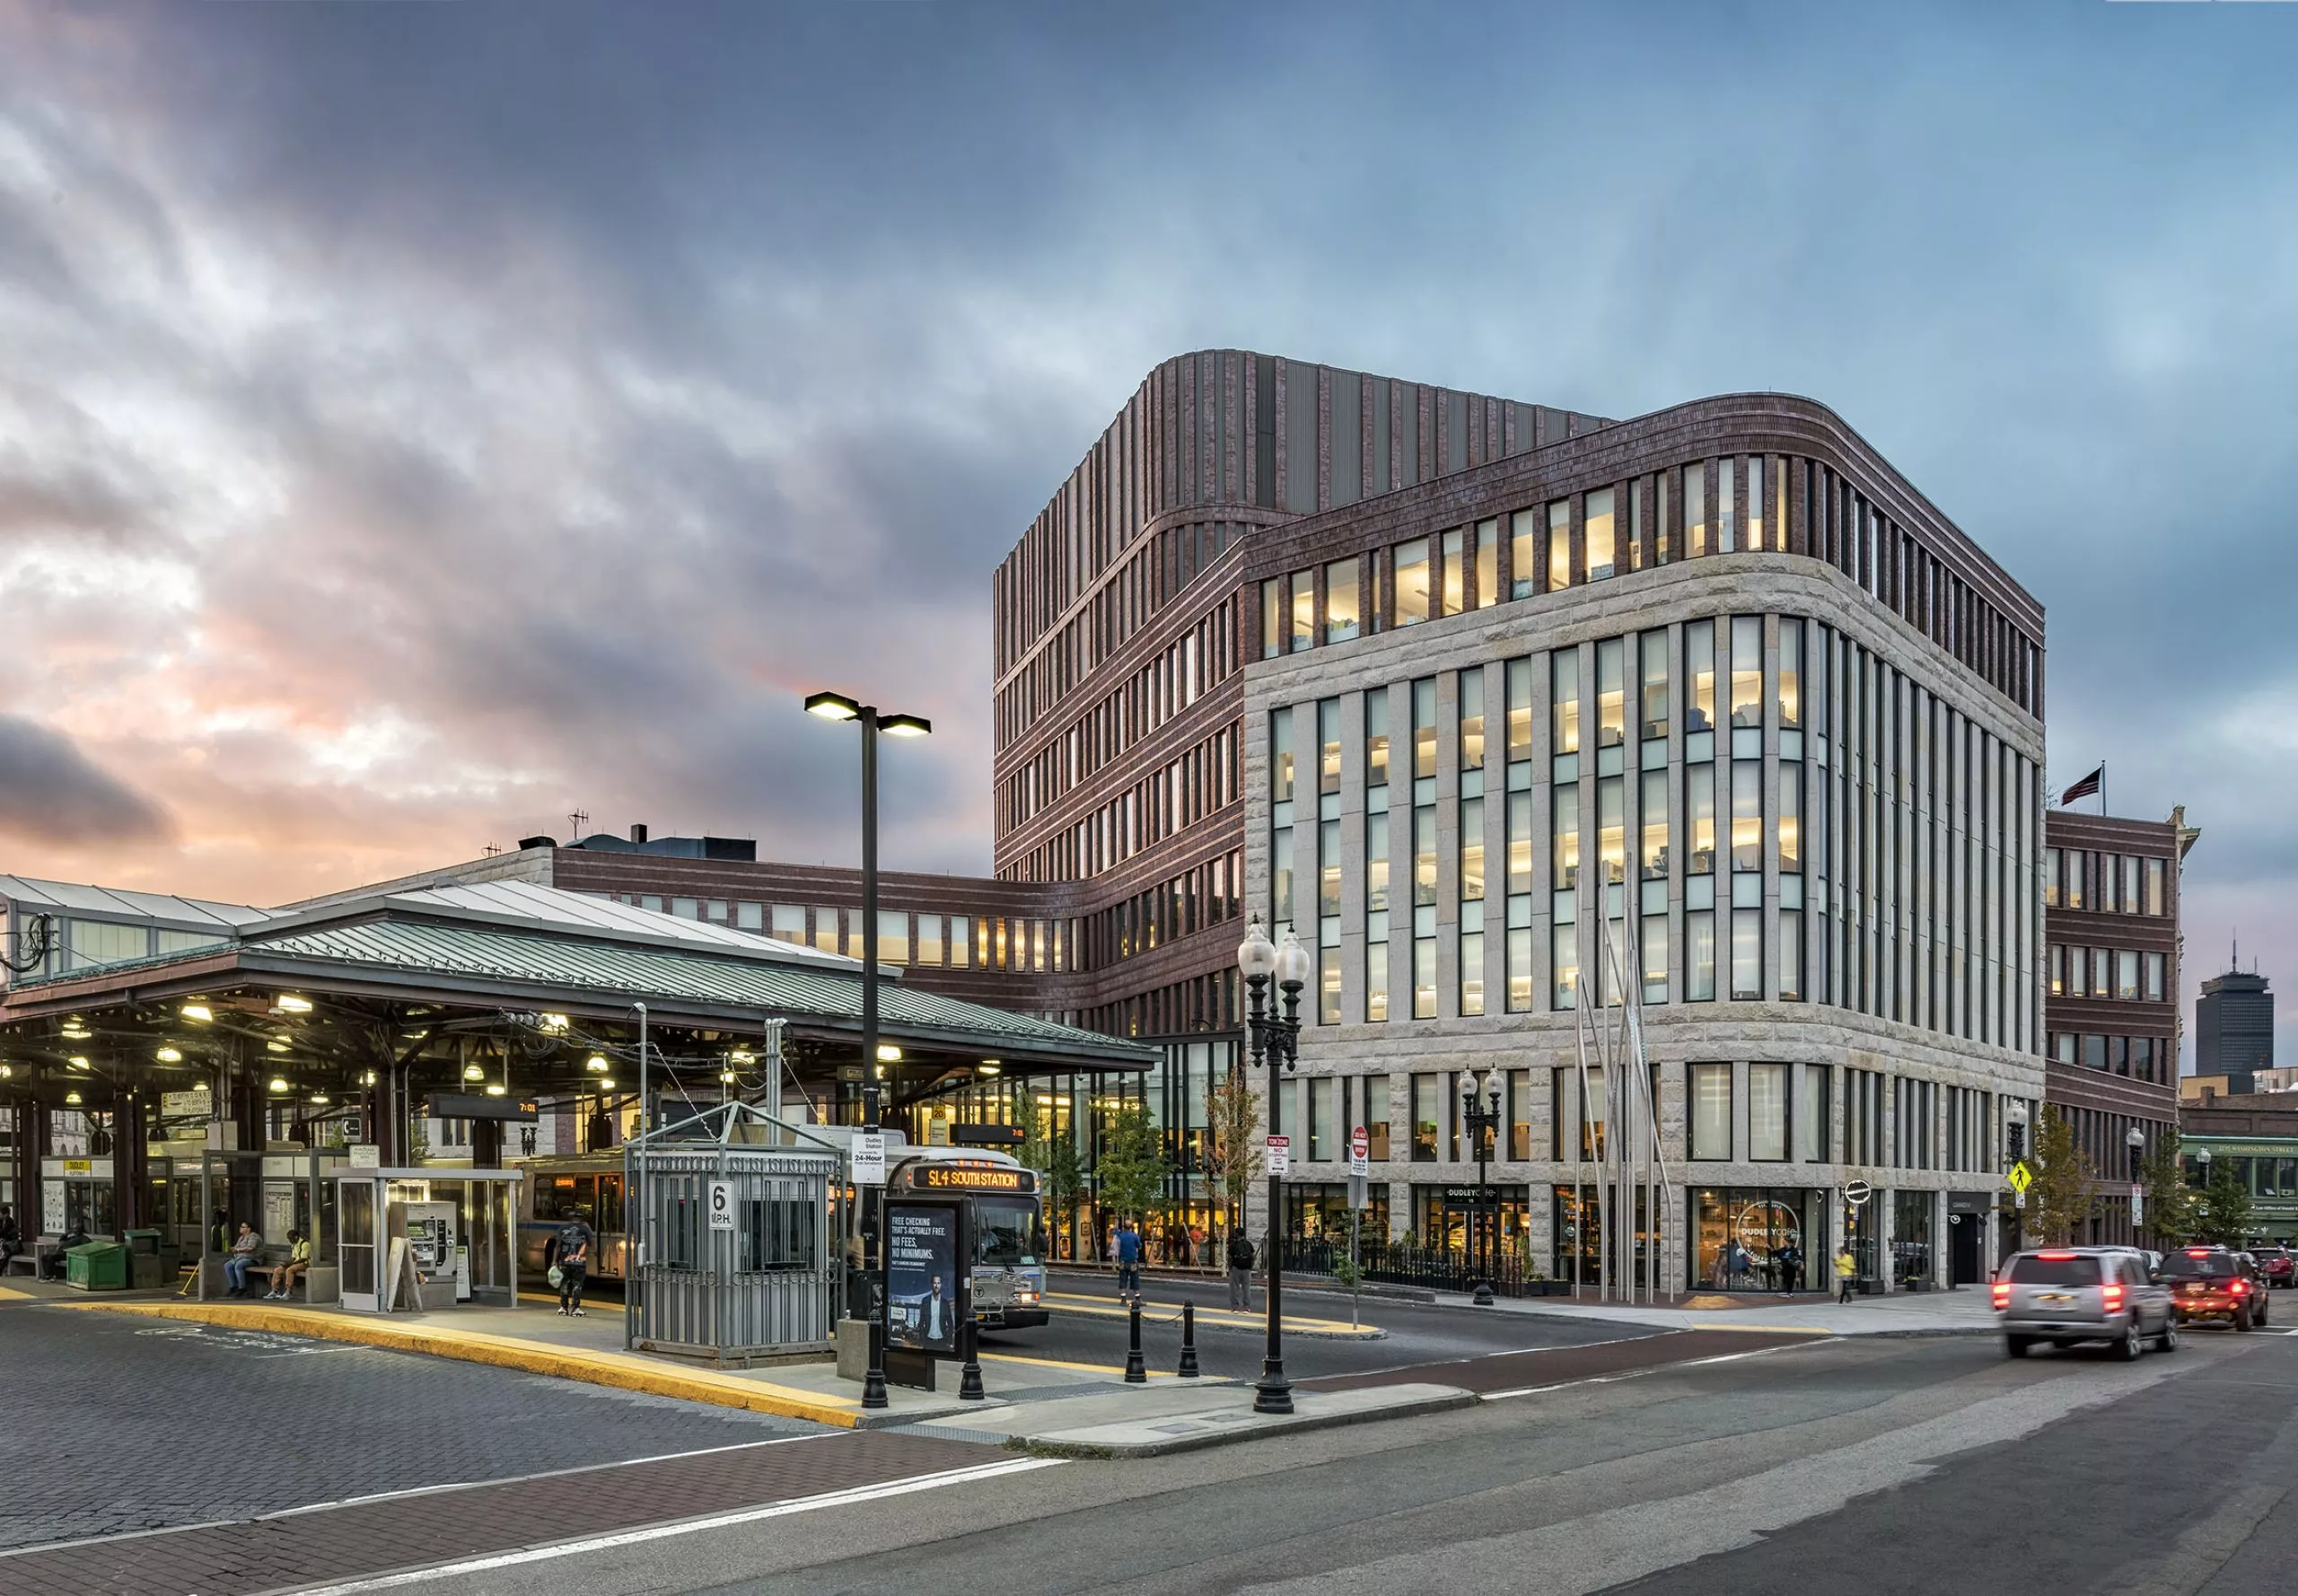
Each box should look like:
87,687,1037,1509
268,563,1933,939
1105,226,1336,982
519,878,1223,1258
885,1199,965,1355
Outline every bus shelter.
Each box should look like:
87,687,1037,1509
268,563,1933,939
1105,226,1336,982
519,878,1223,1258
330,1166,524,1313
624,1101,842,1364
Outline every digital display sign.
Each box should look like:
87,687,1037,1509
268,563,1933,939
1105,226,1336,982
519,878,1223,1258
916,1164,1034,1194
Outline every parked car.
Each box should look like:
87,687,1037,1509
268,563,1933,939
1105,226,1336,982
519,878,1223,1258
1993,1246,2176,1360
2252,1245,2295,1289
2160,1246,2272,1329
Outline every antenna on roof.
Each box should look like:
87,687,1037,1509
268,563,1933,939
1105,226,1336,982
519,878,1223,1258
483,843,502,858
569,809,591,841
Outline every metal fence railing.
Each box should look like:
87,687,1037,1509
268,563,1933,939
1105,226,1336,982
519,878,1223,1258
1271,1235,1558,1298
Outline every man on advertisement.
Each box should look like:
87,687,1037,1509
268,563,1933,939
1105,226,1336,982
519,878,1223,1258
886,1202,962,1355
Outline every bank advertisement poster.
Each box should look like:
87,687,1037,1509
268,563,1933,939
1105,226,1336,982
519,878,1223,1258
886,1200,964,1355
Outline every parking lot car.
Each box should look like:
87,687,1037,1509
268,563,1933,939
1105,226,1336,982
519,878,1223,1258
1993,1247,2175,1360
2162,1246,2272,1329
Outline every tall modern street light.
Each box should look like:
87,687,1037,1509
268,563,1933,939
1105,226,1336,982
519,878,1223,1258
1238,916,1310,1416
805,688,931,1411
1458,1068,1503,1306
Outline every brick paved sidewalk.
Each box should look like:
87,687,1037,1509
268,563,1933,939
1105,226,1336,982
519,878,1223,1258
0,1429,994,1596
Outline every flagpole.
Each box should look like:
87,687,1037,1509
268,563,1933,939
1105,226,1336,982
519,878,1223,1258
2099,759,2106,816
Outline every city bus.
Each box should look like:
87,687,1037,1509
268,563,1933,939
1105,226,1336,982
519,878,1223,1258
884,1145,1048,1330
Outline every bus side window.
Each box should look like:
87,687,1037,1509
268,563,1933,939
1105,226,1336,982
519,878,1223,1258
599,1174,623,1232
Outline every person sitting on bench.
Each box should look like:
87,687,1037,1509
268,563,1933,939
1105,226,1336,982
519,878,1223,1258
44,1226,90,1280
263,1229,311,1300
223,1222,265,1296
0,1205,18,1273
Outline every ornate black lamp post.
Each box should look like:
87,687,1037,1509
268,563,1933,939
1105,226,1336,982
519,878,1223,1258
1458,1068,1503,1306
1237,916,1310,1416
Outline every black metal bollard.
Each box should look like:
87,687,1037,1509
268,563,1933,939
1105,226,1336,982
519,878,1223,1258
1177,1298,1199,1379
1124,1297,1147,1383
958,1317,986,1401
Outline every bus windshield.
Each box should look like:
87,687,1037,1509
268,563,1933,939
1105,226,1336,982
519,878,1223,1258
975,1197,1039,1267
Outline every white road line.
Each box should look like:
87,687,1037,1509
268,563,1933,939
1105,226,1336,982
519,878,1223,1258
287,1457,1066,1594
0,1434,830,1560
1481,1336,1835,1401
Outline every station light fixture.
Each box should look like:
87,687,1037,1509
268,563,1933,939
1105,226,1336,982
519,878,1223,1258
719,1069,737,1084
730,1048,754,1065
879,713,933,738
68,1056,90,1071
585,1054,610,1073
875,1043,902,1064
538,1013,570,1033
64,1090,83,1106
0,1064,12,1080
268,1077,290,1093
360,1070,377,1087
463,1063,485,1081
484,1083,506,1098
268,1039,291,1053
311,1092,330,1106
978,1060,1002,1075
59,1017,90,1039
275,994,313,1013
803,690,862,722
598,1077,615,1090
155,1046,182,1063
180,1002,213,1023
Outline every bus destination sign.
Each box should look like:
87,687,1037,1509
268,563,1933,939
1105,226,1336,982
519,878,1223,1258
917,1164,1036,1194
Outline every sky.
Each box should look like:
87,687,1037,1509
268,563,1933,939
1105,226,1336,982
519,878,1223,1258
0,2,2293,1059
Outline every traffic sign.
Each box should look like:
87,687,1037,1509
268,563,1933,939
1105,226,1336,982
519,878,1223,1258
2006,1162,2033,1196
1267,1135,1291,1176
2130,1184,2144,1224
707,1179,735,1231
1348,1125,1370,1178
1843,1179,1873,1207
852,1129,887,1186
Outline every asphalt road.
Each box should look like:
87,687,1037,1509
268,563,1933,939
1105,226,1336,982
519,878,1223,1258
413,1323,2298,1596
982,1269,1663,1381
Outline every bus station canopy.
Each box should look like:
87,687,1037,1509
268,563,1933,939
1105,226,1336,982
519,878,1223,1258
0,874,1153,1121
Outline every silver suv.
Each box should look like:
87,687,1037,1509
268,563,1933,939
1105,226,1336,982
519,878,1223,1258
1993,1246,2175,1360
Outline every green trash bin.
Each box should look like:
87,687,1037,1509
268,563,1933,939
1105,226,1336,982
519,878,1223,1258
65,1241,130,1292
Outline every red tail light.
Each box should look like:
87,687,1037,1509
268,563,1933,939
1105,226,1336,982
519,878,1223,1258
2102,1282,2126,1313
2231,1279,2249,1295
2039,1250,2077,1260
1991,1282,2011,1311
2187,1249,2213,1258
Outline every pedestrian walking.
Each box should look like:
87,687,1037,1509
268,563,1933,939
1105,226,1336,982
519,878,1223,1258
555,1215,593,1317
1834,1244,1857,1305
1114,1218,1144,1300
1227,1229,1256,1311
1776,1241,1802,1296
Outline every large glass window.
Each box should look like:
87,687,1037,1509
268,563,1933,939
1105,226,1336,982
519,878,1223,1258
1260,577,1284,660
1640,770,1670,880
1319,698,1342,797
1731,760,1762,872
1412,1074,1438,1162
1641,629,1670,740
1553,785,1581,890
1730,617,1762,729
1553,650,1581,755
1507,658,1533,761
1413,935,1437,1019
2145,857,2166,916
1394,539,1431,627
1511,509,1539,600
1750,1064,1787,1160
1460,799,1486,902
1271,706,1295,803
1731,909,1762,1001
1747,457,1766,550
1596,638,1626,747
1585,487,1617,581
1414,808,1437,908
1684,463,1707,557
1476,519,1498,609
1508,792,1533,894
2117,950,2140,1001
1688,1065,1732,1160
1688,911,1716,1001
1641,914,1668,1004
1598,776,1625,886
1798,1065,1830,1162
1441,527,1466,617
1325,558,1360,644
1688,767,1715,875
1291,570,1314,653
1366,689,1390,790
1718,457,1738,552
1460,671,1486,771
1777,621,1802,728
1548,502,1571,591
2043,847,2062,908
1687,620,1715,732
1413,678,1438,781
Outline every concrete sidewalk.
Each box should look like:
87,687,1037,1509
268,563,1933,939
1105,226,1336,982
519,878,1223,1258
909,1380,1473,1459
1424,1285,1998,1337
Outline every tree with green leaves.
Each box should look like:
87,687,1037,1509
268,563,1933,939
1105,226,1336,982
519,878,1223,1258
1010,1089,1083,1258
2138,1127,2198,1247
1203,1065,1263,1242
2195,1156,2255,1247
2027,1104,2097,1247
1093,1101,1171,1231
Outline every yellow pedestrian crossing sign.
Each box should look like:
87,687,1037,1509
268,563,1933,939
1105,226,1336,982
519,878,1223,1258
2006,1162,2033,1195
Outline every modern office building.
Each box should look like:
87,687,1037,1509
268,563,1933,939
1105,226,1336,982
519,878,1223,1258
2197,965,2275,1092
990,351,2050,1291
2039,809,2193,1246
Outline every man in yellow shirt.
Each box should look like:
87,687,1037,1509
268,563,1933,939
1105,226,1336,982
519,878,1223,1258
265,1229,312,1300
1834,1245,1857,1305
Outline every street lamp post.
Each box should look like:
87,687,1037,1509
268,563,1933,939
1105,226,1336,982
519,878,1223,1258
1237,916,1310,1416
2126,1124,2147,1247
1458,1069,1503,1306
806,689,931,1412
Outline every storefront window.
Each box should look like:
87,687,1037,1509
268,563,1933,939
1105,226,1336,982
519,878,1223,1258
1690,1188,1821,1292
1890,1189,1934,1289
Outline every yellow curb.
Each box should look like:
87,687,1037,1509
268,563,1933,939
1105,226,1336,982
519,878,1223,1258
1685,1322,1838,1335
978,1350,1178,1379
63,1300,864,1427
1044,1293,1380,1337
0,1284,34,1302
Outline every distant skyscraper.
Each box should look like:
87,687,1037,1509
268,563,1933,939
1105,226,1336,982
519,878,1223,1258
2197,962,2274,1091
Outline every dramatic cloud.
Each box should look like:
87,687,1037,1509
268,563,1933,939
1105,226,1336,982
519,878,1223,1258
0,4,2292,1056
0,715,168,845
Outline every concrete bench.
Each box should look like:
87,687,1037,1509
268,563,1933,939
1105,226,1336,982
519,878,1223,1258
5,1236,66,1279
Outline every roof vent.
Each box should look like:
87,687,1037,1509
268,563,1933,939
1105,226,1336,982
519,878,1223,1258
517,835,557,850
630,823,650,845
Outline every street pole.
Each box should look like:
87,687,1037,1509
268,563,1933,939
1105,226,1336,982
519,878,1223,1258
1236,918,1306,1417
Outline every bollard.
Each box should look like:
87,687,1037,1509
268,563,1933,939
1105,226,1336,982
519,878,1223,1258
1124,1297,1147,1383
958,1317,986,1402
1177,1298,1199,1378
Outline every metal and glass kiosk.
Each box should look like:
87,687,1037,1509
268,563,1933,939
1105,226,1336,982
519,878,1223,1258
332,1162,524,1314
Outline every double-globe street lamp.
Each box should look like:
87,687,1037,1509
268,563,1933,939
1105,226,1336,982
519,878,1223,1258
1457,1069,1504,1307
805,689,931,1412
1237,916,1311,1416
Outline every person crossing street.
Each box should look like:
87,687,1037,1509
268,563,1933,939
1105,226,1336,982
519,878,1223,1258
1227,1228,1256,1311
1835,1244,1857,1305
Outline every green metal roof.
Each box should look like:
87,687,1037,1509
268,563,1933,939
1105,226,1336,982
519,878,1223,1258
233,917,1151,1065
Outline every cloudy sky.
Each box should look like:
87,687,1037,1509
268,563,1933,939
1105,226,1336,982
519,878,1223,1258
1,3,2293,1057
